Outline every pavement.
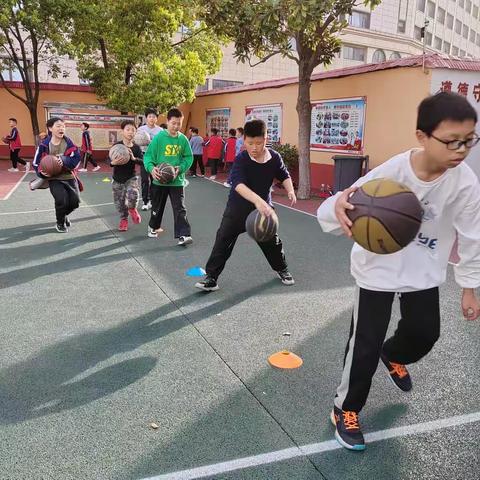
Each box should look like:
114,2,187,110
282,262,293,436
0,169,479,480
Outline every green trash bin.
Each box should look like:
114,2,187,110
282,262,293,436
332,155,369,193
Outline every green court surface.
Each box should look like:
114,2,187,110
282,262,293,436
0,173,479,480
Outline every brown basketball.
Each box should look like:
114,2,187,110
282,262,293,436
245,209,279,243
109,143,131,166
40,155,63,176
346,178,423,254
133,130,151,147
156,162,176,183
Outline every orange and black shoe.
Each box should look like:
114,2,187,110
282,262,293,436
381,353,412,392
330,406,365,451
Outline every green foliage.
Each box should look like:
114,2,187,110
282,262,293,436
272,142,298,171
69,0,224,113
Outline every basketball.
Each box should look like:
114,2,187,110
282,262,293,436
245,209,279,243
346,178,423,254
40,154,63,176
156,162,176,183
109,143,131,166
134,130,151,147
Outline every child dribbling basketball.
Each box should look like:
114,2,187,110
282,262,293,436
317,92,480,451
195,119,296,292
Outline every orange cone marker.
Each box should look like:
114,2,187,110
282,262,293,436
268,350,303,369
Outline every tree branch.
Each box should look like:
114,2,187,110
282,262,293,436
171,27,207,47
247,49,283,67
98,38,109,69
0,72,28,104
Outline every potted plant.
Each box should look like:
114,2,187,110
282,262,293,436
272,143,299,187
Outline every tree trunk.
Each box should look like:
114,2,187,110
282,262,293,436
28,104,41,146
296,61,313,200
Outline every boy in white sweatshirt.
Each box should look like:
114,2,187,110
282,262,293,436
317,92,480,451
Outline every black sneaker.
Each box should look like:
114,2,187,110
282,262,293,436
277,269,295,286
55,223,68,233
65,217,71,228
195,276,219,292
330,406,365,451
380,353,412,392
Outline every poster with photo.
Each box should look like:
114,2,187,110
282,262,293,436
45,103,134,149
206,108,231,138
245,104,282,143
310,97,366,153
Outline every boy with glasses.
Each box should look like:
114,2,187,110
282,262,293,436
318,92,480,451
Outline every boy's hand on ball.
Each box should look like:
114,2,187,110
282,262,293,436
288,191,297,206
461,289,480,321
173,166,180,178
151,166,162,181
335,186,357,237
256,199,274,217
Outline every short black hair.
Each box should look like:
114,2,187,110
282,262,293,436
8,117,17,123
46,117,64,129
236,127,244,135
191,127,199,134
228,128,236,136
82,122,89,129
417,92,477,135
244,119,266,138
167,108,183,120
145,108,158,117
121,119,136,130
159,123,167,129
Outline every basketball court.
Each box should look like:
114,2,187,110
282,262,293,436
0,169,478,480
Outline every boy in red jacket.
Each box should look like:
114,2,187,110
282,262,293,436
204,128,225,180
223,128,237,187
3,118,29,172
78,122,100,172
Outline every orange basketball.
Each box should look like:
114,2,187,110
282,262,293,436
40,155,63,176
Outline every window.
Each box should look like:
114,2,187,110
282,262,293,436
349,10,370,29
474,5,479,18
390,51,401,60
397,19,406,33
196,80,209,93
0,59,24,81
452,45,459,55
477,35,480,46
455,19,462,34
417,0,426,11
211,79,243,89
427,0,436,17
426,31,433,45
463,24,469,39
372,49,386,63
466,0,472,12
414,26,423,40
471,30,476,42
437,7,446,24
446,13,454,29
443,41,451,53
460,49,466,57
459,0,464,7
343,45,366,61
434,36,443,50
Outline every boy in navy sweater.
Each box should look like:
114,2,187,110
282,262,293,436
195,119,297,291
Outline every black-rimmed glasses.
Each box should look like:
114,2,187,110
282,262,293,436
431,134,480,151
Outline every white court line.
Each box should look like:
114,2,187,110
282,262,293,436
0,202,113,216
1,171,29,201
141,411,480,480
209,178,317,218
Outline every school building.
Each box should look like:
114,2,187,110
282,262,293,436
1,53,480,188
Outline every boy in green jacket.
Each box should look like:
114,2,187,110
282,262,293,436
143,108,194,245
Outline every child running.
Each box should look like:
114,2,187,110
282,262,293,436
78,122,100,172
195,119,296,291
4,118,29,172
317,92,480,451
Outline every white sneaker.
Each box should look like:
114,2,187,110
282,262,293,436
223,182,231,188
147,201,152,210
198,174,205,177
141,203,149,211
209,175,216,180
8,168,19,172
147,227,158,238
78,168,87,172
177,236,193,246
92,166,101,172
24,162,30,171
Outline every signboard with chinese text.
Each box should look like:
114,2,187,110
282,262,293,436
45,103,134,150
245,104,282,143
310,97,366,153
206,108,230,138
431,70,480,178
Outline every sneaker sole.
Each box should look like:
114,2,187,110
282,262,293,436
178,239,193,246
330,410,365,451
277,273,295,286
195,283,219,292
